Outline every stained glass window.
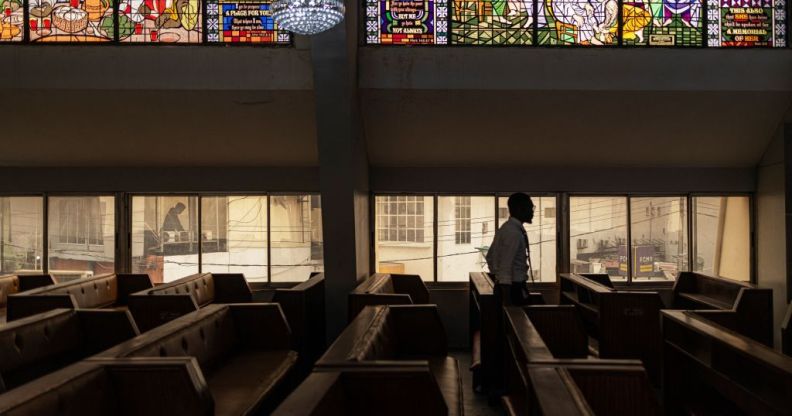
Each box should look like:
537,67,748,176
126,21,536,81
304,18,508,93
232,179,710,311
205,0,290,43
1,0,25,41
622,0,703,45
451,0,533,44
118,0,202,43
365,0,448,44
707,0,786,46
29,0,114,42
537,0,619,44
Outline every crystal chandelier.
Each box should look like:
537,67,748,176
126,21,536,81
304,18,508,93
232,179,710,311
272,0,346,36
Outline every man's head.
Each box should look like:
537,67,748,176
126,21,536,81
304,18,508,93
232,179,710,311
174,202,186,214
508,193,534,224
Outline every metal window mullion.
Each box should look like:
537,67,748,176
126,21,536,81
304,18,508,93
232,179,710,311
433,194,438,282
43,194,48,274
559,193,569,276
626,196,632,284
197,195,202,274
688,195,694,274
267,194,272,283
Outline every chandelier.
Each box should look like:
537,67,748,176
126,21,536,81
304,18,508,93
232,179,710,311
272,0,346,36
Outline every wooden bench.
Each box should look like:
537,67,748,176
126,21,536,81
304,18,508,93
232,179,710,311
273,366,450,416
5,273,152,322
0,357,213,416
662,309,792,415
317,304,463,416
0,308,138,393
98,303,298,416
559,273,665,383
272,273,326,368
673,271,773,345
347,273,430,321
0,274,55,322
503,305,660,416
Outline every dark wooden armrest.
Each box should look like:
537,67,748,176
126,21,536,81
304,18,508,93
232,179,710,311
116,274,154,305
211,273,253,303
6,293,77,321
17,275,55,292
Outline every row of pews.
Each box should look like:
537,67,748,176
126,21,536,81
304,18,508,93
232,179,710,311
471,270,792,415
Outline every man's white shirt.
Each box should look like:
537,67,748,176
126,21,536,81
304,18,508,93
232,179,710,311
486,217,528,285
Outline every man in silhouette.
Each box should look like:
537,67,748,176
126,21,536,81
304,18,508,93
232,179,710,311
486,192,534,305
162,202,186,234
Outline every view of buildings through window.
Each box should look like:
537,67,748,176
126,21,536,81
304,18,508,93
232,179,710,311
693,196,750,281
0,197,43,274
48,196,115,282
366,0,786,46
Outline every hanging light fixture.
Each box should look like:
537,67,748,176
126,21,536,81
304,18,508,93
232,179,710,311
272,0,346,36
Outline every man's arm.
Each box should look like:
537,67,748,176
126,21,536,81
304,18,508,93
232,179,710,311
495,227,521,284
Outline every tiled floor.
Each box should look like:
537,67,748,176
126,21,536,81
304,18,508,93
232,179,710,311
451,351,504,416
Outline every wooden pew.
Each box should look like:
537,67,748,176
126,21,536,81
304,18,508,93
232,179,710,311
0,308,139,393
317,304,463,416
673,272,773,345
273,273,326,369
662,309,792,415
502,305,659,416
347,273,429,321
273,366,450,416
469,271,498,393
5,273,152,321
559,273,664,382
0,274,55,322
0,358,213,416
98,303,298,415
784,301,792,357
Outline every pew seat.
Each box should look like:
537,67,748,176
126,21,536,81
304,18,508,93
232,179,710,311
317,304,463,416
0,358,213,416
347,273,429,321
0,274,55,322
5,273,152,322
98,303,297,416
0,308,138,393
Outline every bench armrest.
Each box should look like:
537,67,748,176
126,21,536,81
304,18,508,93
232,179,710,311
6,294,77,321
17,275,55,292
116,274,154,305
211,273,253,303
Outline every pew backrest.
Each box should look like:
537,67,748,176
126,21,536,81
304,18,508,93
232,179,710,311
273,273,326,363
347,274,429,321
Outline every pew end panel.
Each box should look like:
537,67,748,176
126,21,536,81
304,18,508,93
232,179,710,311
273,274,327,364
390,274,430,304
16,275,56,292
126,294,200,332
564,364,661,416
733,288,774,346
115,274,154,306
207,273,253,303
6,294,77,322
227,303,292,350
76,309,140,351
389,304,449,358
347,293,412,322
783,301,792,357
521,305,589,359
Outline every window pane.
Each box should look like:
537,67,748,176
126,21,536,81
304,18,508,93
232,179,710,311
205,0,291,44
0,197,44,273
131,195,198,283
452,0,533,45
537,0,618,45
694,196,750,281
48,196,115,282
438,196,494,282
270,195,323,282
623,0,703,46
707,0,786,47
30,0,113,42
375,195,434,281
497,195,557,283
119,0,202,43
201,196,267,282
630,197,689,281
570,196,627,281
364,0,448,45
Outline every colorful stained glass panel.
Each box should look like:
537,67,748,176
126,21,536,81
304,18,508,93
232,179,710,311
29,0,114,42
622,0,703,45
118,0,202,43
537,0,619,44
451,0,533,44
205,0,290,43
1,0,25,41
707,0,786,46
365,0,448,44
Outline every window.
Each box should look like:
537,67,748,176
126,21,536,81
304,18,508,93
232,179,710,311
454,196,471,245
205,0,290,43
375,195,434,280
2,0,24,42
623,0,703,46
29,0,114,42
270,195,324,282
377,195,427,243
201,196,267,282
707,0,786,46
131,195,199,283
364,0,448,44
630,197,689,281
537,0,618,45
437,196,494,282
693,196,750,281
498,195,557,283
119,0,202,43
569,196,628,281
452,0,533,44
48,196,115,282
0,197,43,273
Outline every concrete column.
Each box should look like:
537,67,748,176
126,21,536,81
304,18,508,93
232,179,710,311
311,7,370,340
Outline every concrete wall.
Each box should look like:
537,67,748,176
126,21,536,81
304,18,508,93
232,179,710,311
756,126,787,349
